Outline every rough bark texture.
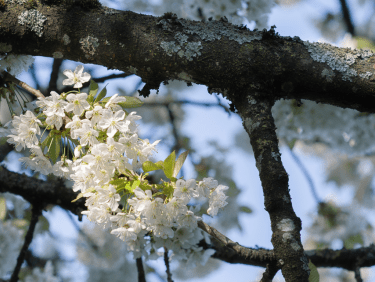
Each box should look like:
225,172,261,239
1,2,375,113
235,96,309,281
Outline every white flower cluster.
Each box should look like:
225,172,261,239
3,65,228,263
273,99,375,156
109,177,226,260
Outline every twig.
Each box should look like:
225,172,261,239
47,58,63,94
164,247,174,282
339,0,355,36
2,71,45,99
354,266,363,282
10,204,42,282
287,147,321,204
136,257,146,282
166,104,181,154
142,100,230,113
198,220,236,248
260,263,279,282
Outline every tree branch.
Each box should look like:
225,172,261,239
235,96,309,281
0,166,86,219
2,3,375,113
260,263,279,282
10,204,42,282
136,257,146,282
2,71,45,99
339,0,355,36
287,147,322,204
163,247,173,282
1,164,375,272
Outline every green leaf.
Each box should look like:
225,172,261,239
125,180,141,193
87,80,99,103
142,160,164,173
344,234,364,249
132,180,141,191
48,135,61,164
110,178,128,193
287,138,297,150
40,132,53,152
173,150,189,177
94,85,107,103
117,96,144,108
239,206,253,214
163,151,176,179
98,97,111,106
0,197,6,220
308,260,320,282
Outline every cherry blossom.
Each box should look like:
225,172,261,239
62,65,91,88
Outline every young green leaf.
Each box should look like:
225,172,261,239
87,80,99,103
132,180,141,191
117,96,144,108
239,206,253,214
308,260,320,282
94,85,107,103
142,160,164,173
163,151,176,179
173,150,189,177
48,135,61,164
40,132,53,152
110,178,128,193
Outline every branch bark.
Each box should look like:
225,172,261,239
1,165,375,271
2,3,375,112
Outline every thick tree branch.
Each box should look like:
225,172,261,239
235,97,309,281
2,3,375,113
0,166,86,219
1,165,375,272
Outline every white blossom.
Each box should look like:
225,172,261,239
63,65,91,88
65,93,91,116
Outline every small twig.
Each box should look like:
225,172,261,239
354,267,363,282
198,220,236,248
166,104,181,154
339,0,355,36
260,263,279,282
136,257,146,282
64,210,100,253
2,71,45,99
164,247,174,282
288,147,322,204
92,72,132,83
142,100,230,113
10,204,42,282
47,58,63,94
